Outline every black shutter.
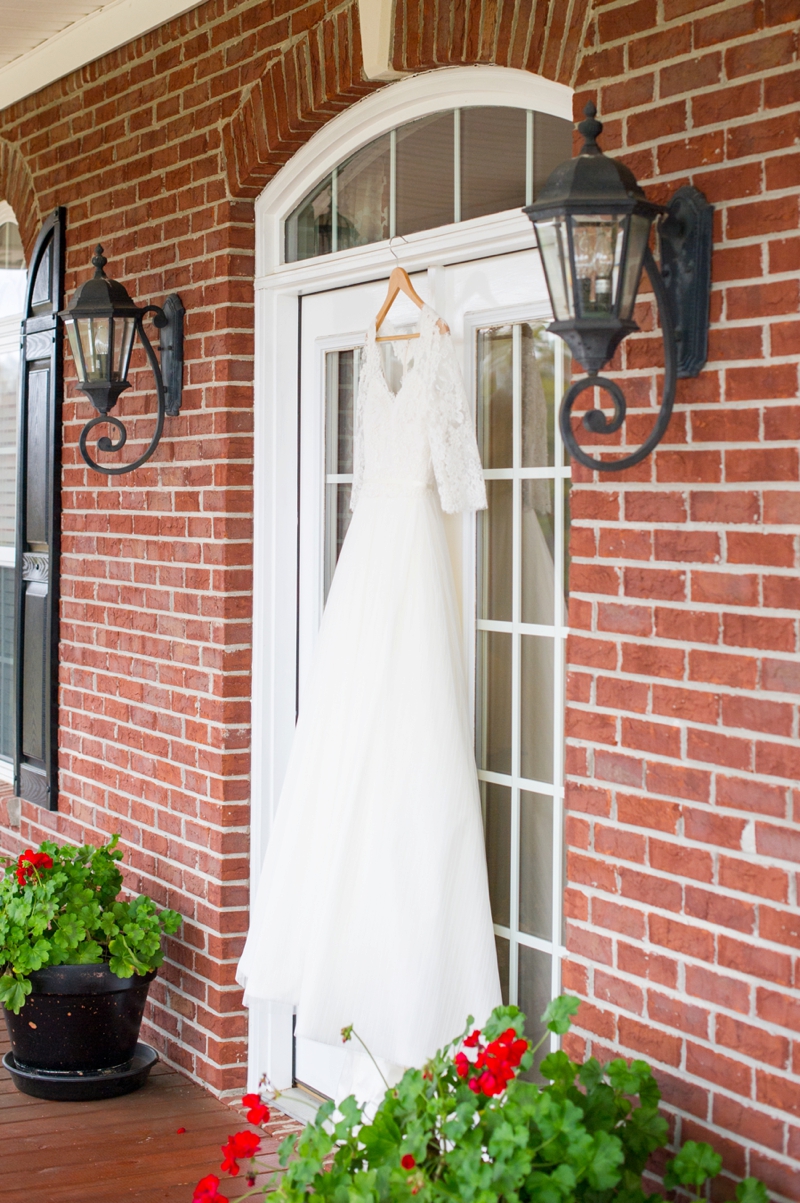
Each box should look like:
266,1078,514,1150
14,208,65,810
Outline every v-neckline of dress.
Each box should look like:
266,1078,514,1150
368,304,436,402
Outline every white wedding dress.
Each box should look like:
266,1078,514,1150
237,305,501,1086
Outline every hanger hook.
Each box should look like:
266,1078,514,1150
388,234,409,262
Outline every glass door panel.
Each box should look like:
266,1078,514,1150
475,321,570,1067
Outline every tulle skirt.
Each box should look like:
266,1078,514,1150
237,484,501,1071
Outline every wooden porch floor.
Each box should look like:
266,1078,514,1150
0,1029,302,1202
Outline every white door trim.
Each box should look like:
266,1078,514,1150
249,65,572,1095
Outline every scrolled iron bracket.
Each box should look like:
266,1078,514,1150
559,249,677,473
78,295,183,476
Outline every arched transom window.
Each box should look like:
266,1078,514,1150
285,106,572,262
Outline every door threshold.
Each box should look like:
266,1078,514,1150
272,1083,324,1126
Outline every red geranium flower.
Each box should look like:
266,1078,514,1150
15,849,53,887
242,1092,271,1125
456,1025,529,1097
220,1130,261,1176
463,1029,481,1048
401,1154,416,1170
192,1175,229,1203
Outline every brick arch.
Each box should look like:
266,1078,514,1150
391,0,591,85
222,0,590,201
222,3,381,200
0,137,42,262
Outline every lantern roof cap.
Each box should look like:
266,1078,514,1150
61,246,141,318
524,104,665,219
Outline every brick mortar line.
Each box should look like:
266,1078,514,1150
569,755,800,800
569,862,800,917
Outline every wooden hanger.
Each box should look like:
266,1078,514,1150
374,266,448,342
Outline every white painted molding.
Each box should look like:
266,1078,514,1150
0,202,16,225
357,0,404,81
0,0,203,112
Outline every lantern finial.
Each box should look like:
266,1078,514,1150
578,103,603,154
92,245,108,276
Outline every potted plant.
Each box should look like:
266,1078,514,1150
0,834,181,1100
193,998,768,1203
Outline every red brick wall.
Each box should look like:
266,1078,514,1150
0,3,798,1195
0,0,372,1095
562,2,800,1199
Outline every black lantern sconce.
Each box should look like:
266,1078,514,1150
60,246,184,475
524,104,713,471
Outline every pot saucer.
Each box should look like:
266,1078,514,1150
2,1040,158,1101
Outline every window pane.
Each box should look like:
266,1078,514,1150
520,634,555,784
518,944,552,1077
324,349,357,598
0,351,18,546
521,480,555,627
0,222,24,271
0,565,13,759
482,780,511,928
461,107,527,222
534,112,573,198
521,325,555,469
479,479,512,622
495,935,510,1006
285,174,333,262
477,325,513,470
395,112,454,236
519,791,553,940
337,134,391,252
477,630,512,776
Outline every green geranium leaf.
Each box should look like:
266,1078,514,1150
586,1129,625,1190
541,995,580,1035
0,974,31,1014
664,1141,723,1189
736,1178,770,1203
483,1004,526,1041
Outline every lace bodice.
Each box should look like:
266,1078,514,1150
351,305,487,515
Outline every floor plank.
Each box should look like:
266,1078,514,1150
0,1028,302,1201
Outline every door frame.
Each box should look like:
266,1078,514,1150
249,66,572,1095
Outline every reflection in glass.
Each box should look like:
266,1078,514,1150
337,135,391,251
396,112,455,236
477,325,513,469
519,791,553,940
461,107,527,222
0,565,12,759
619,213,652,319
533,217,573,321
521,478,555,626
520,634,555,784
479,479,512,622
285,175,333,261
482,781,511,928
521,325,555,469
518,944,552,1077
477,630,512,776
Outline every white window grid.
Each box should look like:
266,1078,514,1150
475,323,570,1051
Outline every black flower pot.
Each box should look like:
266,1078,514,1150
1,963,159,1099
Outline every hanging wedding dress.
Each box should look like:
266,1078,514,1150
237,304,501,1082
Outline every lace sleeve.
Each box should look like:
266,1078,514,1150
426,324,487,514
349,344,368,512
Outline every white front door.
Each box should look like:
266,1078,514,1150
291,247,570,1100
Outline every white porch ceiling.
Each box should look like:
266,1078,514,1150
0,1,109,71
0,0,203,112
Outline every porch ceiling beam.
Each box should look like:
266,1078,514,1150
0,0,203,113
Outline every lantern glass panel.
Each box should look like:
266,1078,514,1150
64,318,87,383
113,317,136,382
570,214,625,318
534,217,573,321
77,316,113,382
618,212,652,320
